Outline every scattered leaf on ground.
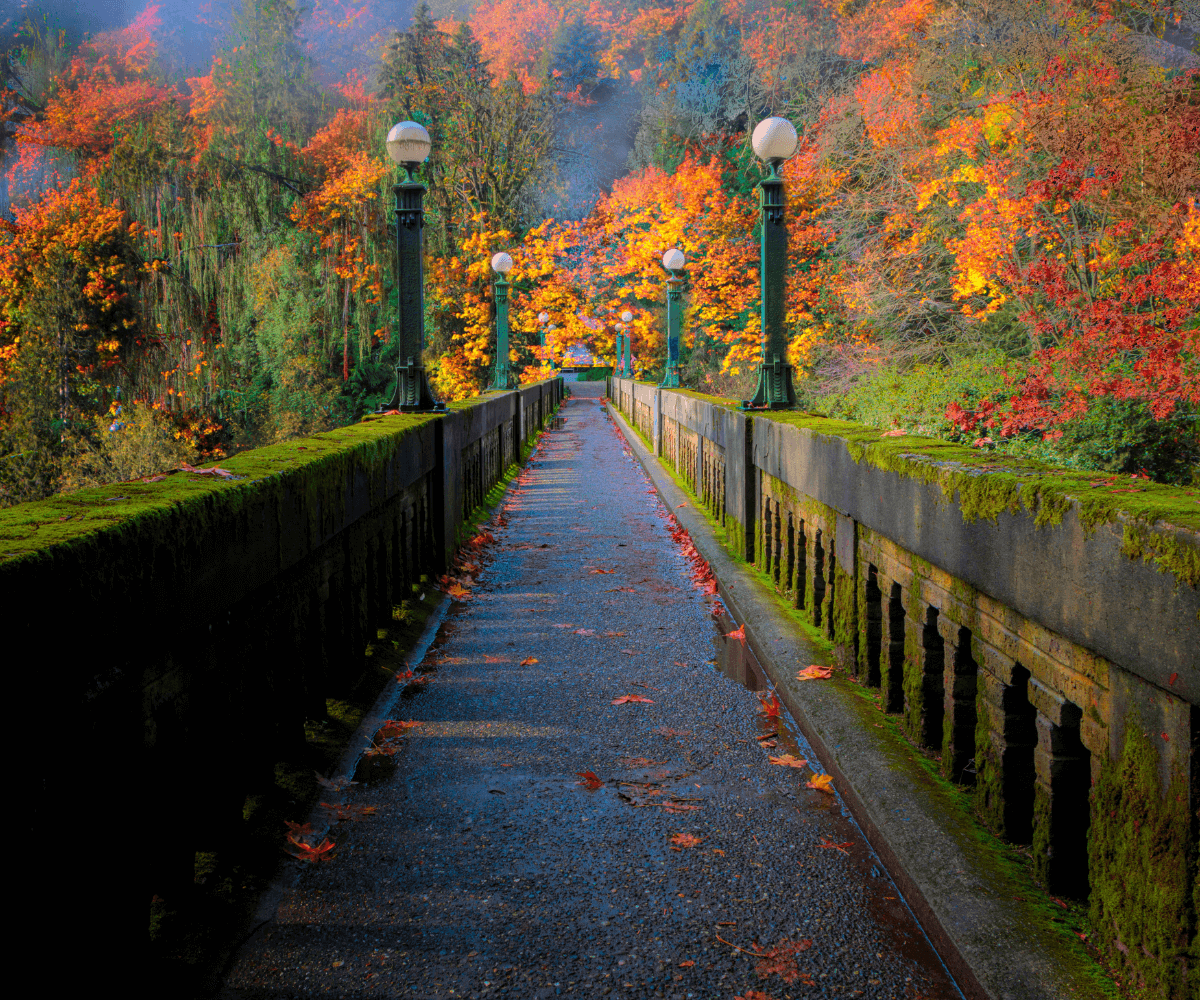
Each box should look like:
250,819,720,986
750,937,814,983
768,754,808,768
797,665,833,680
670,833,703,850
576,770,604,790
806,774,835,793
758,692,782,717
286,835,337,863
589,568,616,574
678,959,695,966
612,694,654,704
572,628,597,635
519,656,538,666
727,624,746,644
663,801,700,813
819,837,852,854
446,583,471,600
484,654,505,663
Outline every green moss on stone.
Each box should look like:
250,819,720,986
1089,718,1195,999
975,691,1006,837
753,410,1199,589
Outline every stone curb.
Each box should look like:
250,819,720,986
607,399,1096,1000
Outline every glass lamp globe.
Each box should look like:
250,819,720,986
621,311,633,323
538,311,549,324
662,248,685,270
491,251,514,274
386,121,432,165
751,116,798,162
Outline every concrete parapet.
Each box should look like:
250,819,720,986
1,378,562,985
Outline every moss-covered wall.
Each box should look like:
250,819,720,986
6,378,562,974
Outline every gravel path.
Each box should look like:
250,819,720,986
223,381,962,1000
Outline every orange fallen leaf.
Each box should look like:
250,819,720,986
484,654,505,663
768,754,808,769
797,664,833,680
676,503,688,508
818,837,852,854
286,834,337,862
758,692,781,717
670,833,702,849
711,848,725,856
589,568,617,574
806,774,835,793
612,694,655,704
678,959,695,966
727,624,746,644
519,656,539,666
446,583,471,600
576,770,604,790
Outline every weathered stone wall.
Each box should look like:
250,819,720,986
611,377,1198,996
2,378,562,980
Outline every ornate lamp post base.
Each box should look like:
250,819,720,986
395,360,446,412
741,357,797,410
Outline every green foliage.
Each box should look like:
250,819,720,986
60,402,198,492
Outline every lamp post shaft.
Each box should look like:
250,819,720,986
659,272,683,388
743,164,797,409
488,276,517,391
625,331,633,380
393,177,443,411
615,332,624,377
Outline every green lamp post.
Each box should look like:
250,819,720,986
383,121,444,412
742,116,799,410
659,248,685,389
618,310,633,377
488,251,518,390
622,310,634,378
614,314,625,378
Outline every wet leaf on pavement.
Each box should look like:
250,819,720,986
612,694,654,704
797,665,833,680
576,770,604,790
767,753,808,768
806,774,835,793
670,833,702,850
519,656,539,666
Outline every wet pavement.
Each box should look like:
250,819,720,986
223,381,963,1000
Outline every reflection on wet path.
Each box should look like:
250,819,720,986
224,382,963,1000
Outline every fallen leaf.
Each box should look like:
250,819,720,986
663,801,700,813
603,630,628,637
678,959,695,967
446,583,471,600
589,568,617,574
576,770,603,791
1168,672,1178,686
711,849,725,856
711,601,726,617
670,833,703,849
758,692,782,717
519,656,539,666
1050,896,1069,909
818,837,852,854
727,624,746,644
673,660,690,667
572,628,597,636
756,732,778,741
768,754,808,769
806,774,835,793
797,664,833,680
332,960,344,967
286,835,337,862
676,503,688,508
750,937,814,983
484,654,505,663
612,694,655,704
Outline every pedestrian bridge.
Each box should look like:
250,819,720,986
4,375,1195,998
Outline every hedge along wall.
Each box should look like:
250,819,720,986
610,376,1199,997
2,377,562,980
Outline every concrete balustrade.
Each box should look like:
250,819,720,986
610,375,1198,995
2,378,562,982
